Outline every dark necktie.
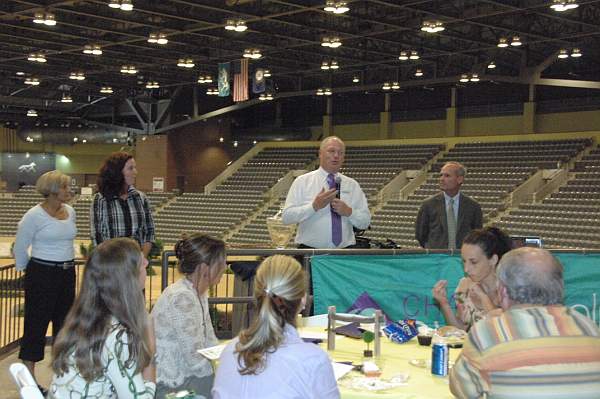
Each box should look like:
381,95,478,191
327,173,342,246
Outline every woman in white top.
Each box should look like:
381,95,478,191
212,255,340,399
152,233,227,399
14,170,77,390
49,237,156,398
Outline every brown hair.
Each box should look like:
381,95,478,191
51,238,151,381
96,151,133,198
174,233,226,274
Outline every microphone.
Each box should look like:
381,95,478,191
334,176,341,199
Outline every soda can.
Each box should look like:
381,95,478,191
431,342,449,376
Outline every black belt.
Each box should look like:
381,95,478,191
30,257,75,269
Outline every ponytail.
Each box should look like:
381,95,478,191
235,255,305,375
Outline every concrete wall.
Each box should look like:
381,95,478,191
536,110,600,134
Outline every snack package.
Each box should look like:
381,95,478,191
383,319,418,344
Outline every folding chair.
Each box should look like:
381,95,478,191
8,363,45,399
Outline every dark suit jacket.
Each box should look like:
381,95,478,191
415,192,483,249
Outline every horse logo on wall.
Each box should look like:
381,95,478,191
17,162,37,173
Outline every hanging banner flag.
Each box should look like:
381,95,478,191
253,68,265,94
233,58,249,102
218,62,230,97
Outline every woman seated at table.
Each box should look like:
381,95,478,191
212,255,339,399
49,238,156,398
432,227,512,331
151,233,227,399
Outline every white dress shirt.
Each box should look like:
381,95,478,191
212,324,340,399
14,204,77,271
282,167,370,248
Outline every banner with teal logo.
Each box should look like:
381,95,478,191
312,252,600,328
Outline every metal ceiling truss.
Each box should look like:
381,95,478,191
0,0,598,128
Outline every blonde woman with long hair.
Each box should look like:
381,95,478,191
212,255,339,399
49,238,156,398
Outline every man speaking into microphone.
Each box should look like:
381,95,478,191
282,136,370,248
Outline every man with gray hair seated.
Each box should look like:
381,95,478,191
450,247,600,399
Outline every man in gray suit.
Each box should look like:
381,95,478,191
415,161,482,249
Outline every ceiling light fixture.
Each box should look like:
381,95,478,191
320,60,339,70
206,88,219,95
69,72,85,80
145,81,160,89
83,44,102,55
470,73,480,82
259,92,274,101
120,0,133,11
108,0,133,11
27,52,46,63
558,48,569,59
398,51,409,61
487,61,496,69
409,50,420,60
148,32,168,45
225,19,247,32
459,74,469,83
382,82,391,90
324,1,349,14
27,109,38,117
263,69,271,77
100,86,114,94
415,68,424,77
510,36,522,46
120,65,137,74
352,75,359,83
197,74,213,83
61,93,73,103
497,37,509,48
321,36,342,48
550,0,579,11
177,58,195,68
421,20,445,33
24,77,40,85
391,82,400,90
33,12,56,26
243,48,262,59
570,48,582,57
33,12,45,23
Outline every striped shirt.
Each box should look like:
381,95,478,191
450,305,600,399
91,186,155,247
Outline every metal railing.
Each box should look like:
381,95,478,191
4,247,597,355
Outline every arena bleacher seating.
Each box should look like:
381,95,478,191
495,144,600,249
1,138,598,250
153,147,318,244
366,138,593,248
